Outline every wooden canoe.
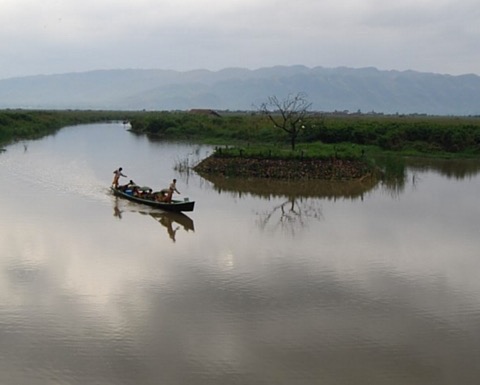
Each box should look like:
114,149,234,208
111,187,195,212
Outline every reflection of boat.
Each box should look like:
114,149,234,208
148,211,194,242
111,187,195,212
112,196,195,242
149,211,195,232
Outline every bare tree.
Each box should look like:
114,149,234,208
259,92,312,150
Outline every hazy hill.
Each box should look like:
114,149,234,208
0,66,479,115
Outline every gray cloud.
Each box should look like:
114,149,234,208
0,0,479,79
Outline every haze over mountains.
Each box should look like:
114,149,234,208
0,65,479,115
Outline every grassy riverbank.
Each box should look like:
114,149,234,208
129,111,480,157
129,111,480,179
4,109,480,158
0,110,140,148
3,109,480,179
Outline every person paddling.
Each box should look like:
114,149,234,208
169,179,180,195
112,167,127,188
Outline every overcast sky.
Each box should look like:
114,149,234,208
1,0,479,80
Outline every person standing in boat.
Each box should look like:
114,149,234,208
169,179,180,195
160,179,180,195
112,167,127,188
158,178,180,202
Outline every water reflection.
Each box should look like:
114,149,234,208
376,156,408,197
148,211,195,242
406,157,480,179
113,200,124,219
199,173,380,233
375,155,480,196
4,123,480,384
256,197,323,234
112,198,195,242
199,173,379,200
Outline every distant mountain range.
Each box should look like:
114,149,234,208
0,65,479,115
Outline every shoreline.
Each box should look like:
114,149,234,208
193,155,376,180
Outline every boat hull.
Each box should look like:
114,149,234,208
111,187,195,212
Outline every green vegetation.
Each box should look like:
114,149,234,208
3,110,480,159
211,142,367,161
302,114,480,156
0,109,141,148
129,111,480,180
129,112,277,144
3,108,480,181
129,111,480,158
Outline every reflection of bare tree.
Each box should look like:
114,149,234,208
197,172,375,234
195,166,387,234
256,197,323,235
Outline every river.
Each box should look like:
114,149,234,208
1,122,480,385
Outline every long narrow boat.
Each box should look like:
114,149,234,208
111,187,195,212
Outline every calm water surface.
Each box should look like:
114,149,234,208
1,123,480,385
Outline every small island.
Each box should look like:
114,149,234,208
193,152,374,180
